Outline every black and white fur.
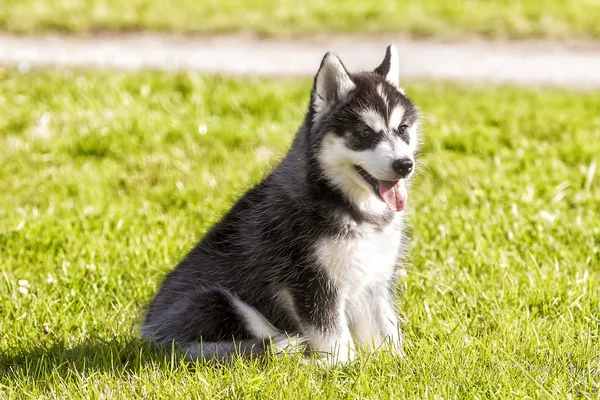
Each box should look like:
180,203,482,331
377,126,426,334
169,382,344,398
142,45,421,365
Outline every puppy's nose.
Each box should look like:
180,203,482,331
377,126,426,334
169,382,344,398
392,158,413,177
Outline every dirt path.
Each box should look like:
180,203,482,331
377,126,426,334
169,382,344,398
2,33,600,88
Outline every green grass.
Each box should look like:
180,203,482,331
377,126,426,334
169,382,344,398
0,70,599,398
1,0,600,39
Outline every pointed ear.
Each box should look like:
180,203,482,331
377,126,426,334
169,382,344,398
312,52,355,118
374,44,400,87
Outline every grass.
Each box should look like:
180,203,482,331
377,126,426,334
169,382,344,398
0,69,599,398
1,0,600,39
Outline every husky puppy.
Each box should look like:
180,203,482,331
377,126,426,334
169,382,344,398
142,45,420,365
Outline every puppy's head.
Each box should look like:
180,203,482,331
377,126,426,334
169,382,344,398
309,45,421,217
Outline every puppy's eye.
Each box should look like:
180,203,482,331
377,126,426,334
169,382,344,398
398,124,409,136
359,129,372,139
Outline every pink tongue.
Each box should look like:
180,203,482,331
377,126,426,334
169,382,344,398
378,181,407,212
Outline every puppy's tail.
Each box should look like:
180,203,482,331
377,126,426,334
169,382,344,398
156,335,304,362
142,287,305,362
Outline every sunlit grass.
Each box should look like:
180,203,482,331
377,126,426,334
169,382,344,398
0,0,600,39
0,70,599,398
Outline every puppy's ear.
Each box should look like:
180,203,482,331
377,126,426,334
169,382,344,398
374,44,400,87
311,52,355,119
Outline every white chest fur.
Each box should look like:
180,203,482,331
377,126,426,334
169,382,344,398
315,214,404,298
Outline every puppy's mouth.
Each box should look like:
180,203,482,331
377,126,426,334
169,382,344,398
354,165,407,212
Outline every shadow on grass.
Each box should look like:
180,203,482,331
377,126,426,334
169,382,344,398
0,335,312,383
0,336,194,381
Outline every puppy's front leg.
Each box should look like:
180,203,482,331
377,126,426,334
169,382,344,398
293,286,355,365
376,296,403,355
351,290,403,355
303,314,355,366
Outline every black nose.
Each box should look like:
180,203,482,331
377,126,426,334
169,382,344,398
392,158,413,177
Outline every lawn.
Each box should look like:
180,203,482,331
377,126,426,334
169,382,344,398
1,0,600,39
0,70,599,398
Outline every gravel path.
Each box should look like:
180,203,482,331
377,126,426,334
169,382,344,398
2,34,600,88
